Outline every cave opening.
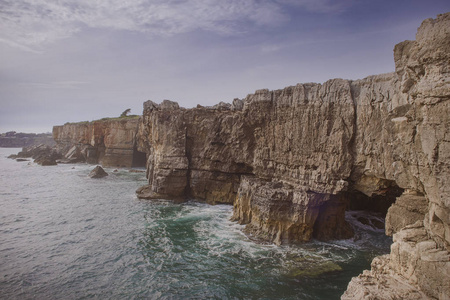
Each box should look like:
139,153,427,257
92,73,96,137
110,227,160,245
132,148,147,167
346,179,404,231
311,180,404,241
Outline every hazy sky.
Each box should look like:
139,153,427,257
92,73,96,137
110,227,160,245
1,0,449,133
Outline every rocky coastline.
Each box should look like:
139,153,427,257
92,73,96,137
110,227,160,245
0,132,54,148
52,117,145,167
48,13,449,299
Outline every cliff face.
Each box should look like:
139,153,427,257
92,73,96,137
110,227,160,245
137,13,449,299
342,14,450,299
53,118,144,168
50,13,449,299
136,80,358,242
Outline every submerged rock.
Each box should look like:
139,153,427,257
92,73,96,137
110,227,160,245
89,166,108,178
288,260,343,278
128,169,145,173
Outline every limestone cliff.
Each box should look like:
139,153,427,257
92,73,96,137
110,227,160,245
342,13,450,300
53,117,145,168
136,13,449,299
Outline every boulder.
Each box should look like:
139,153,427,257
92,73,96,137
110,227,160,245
89,166,108,178
136,185,184,203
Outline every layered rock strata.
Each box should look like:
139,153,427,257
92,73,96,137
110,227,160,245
136,13,449,298
53,118,143,167
342,13,450,299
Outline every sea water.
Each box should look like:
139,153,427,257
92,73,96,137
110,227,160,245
0,148,392,299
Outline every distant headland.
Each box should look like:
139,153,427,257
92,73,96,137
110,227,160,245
0,131,55,148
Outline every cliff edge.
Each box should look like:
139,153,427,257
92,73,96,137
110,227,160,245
53,117,146,168
136,13,449,299
51,12,449,299
342,13,450,300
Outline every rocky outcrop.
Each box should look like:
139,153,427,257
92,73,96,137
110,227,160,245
8,144,61,166
341,255,431,300
136,81,357,242
136,99,253,204
342,13,450,300
136,13,450,299
89,165,108,178
53,117,145,168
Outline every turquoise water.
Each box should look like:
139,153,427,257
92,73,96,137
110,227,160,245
0,148,391,299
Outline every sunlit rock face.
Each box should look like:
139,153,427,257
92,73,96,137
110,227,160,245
137,81,357,243
53,118,141,167
342,13,450,299
136,99,252,204
137,13,449,299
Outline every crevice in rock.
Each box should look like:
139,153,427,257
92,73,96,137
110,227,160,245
131,148,146,167
348,81,359,166
184,134,194,198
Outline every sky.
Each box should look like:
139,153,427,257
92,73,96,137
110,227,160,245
1,0,449,133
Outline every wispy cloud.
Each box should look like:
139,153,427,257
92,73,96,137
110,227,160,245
0,0,354,51
276,0,355,14
0,0,287,50
21,81,89,89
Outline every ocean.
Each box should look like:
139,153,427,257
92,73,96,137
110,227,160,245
0,147,392,299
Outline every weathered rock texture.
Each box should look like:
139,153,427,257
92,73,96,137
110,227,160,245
89,165,108,178
8,144,61,166
136,13,450,299
341,13,450,300
53,118,145,167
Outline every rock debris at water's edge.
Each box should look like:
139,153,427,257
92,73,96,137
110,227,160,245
8,144,61,166
49,13,449,299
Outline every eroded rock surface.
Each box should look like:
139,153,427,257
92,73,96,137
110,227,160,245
341,255,431,300
342,13,450,299
53,118,142,167
136,13,450,299
89,165,108,178
9,144,61,166
137,80,357,242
